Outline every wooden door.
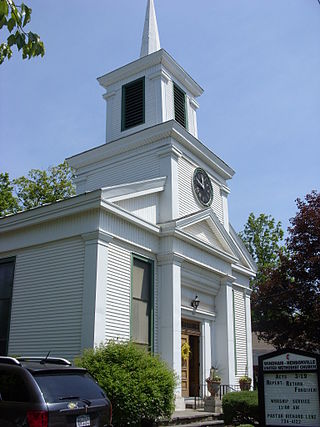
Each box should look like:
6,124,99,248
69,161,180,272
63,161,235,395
181,334,189,397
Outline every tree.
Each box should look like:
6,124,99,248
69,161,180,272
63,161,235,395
0,161,75,217
13,161,75,210
239,213,285,290
0,172,19,216
251,192,320,352
0,0,44,64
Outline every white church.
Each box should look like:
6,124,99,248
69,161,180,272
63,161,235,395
0,0,255,407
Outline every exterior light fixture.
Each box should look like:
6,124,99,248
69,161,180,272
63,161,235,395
191,295,200,309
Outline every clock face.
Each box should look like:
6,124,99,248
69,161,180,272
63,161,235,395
192,168,213,207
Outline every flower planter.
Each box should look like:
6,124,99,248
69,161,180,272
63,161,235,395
239,378,252,391
206,379,221,397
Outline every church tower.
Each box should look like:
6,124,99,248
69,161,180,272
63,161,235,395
98,0,202,144
67,0,255,406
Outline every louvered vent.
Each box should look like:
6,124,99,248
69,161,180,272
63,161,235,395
122,77,145,131
174,83,186,128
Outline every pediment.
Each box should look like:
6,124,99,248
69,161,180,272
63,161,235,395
182,220,230,254
175,209,237,259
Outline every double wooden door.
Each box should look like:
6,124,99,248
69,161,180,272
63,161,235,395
181,319,200,397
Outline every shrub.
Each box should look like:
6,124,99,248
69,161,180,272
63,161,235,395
222,390,258,426
75,341,176,427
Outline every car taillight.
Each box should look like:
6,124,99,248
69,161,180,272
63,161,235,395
27,410,48,427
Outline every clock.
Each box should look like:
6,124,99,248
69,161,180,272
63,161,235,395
192,167,213,207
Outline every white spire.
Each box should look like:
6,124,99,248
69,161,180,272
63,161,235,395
140,0,161,58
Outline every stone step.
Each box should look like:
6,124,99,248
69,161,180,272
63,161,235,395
158,421,224,427
156,410,223,426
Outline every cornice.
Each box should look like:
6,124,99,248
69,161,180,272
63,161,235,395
97,49,203,97
157,252,184,266
82,230,113,247
67,120,234,181
0,191,102,234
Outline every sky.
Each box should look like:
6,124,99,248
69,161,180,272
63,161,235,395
0,0,319,233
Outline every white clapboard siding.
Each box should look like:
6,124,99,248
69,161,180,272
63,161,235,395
9,238,85,360
183,221,225,251
178,157,223,222
233,289,248,380
115,194,158,224
106,244,131,341
86,153,160,193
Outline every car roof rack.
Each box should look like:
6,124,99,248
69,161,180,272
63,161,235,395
17,357,72,366
0,356,22,366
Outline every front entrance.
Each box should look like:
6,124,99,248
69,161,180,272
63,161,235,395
181,319,200,397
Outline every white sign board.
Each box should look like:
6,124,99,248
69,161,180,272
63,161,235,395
264,372,320,426
260,351,320,427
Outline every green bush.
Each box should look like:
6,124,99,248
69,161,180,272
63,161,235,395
75,341,177,427
222,390,258,426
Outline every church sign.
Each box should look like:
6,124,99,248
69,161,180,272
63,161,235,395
258,350,320,427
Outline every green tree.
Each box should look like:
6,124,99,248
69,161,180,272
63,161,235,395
13,161,75,210
239,213,285,290
0,162,75,217
0,172,19,216
0,0,44,64
248,192,320,351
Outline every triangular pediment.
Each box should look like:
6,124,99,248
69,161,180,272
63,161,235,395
183,220,229,254
175,209,237,259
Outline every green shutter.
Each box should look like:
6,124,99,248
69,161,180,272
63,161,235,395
174,83,187,128
122,77,145,131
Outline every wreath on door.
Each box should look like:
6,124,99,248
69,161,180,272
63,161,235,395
181,342,191,361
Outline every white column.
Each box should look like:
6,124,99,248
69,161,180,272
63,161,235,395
158,254,183,407
81,230,113,351
202,319,212,396
158,145,182,222
215,277,236,385
220,186,230,233
245,288,253,381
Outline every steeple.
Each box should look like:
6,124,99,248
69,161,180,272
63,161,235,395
140,0,160,57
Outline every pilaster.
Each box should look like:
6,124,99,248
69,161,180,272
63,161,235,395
158,145,182,223
245,288,253,381
157,254,183,401
81,230,113,350
215,276,236,385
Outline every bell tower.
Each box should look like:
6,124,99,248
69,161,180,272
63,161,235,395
98,0,203,143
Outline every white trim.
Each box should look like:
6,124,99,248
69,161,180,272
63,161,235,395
101,176,166,202
97,49,203,97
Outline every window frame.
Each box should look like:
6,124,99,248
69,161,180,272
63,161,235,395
130,254,154,352
0,257,15,356
121,77,145,132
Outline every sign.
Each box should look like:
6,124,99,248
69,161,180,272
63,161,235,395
259,350,320,427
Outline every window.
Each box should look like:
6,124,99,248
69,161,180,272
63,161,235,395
0,259,15,356
174,83,187,128
131,256,153,350
122,77,145,131
0,370,30,402
33,372,105,403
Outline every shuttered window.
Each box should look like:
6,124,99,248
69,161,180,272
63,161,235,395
122,77,145,131
174,83,187,128
0,258,15,356
131,256,153,350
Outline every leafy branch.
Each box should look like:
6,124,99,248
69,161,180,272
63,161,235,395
0,0,45,64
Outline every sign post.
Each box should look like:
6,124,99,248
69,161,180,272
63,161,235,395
258,350,320,427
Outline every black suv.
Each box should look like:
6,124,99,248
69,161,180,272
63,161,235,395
0,356,112,427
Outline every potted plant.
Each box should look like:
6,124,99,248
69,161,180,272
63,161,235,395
239,375,252,391
206,366,221,397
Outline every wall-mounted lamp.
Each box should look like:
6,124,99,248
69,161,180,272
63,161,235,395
191,295,200,310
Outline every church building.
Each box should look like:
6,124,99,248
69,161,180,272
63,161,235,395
0,0,255,407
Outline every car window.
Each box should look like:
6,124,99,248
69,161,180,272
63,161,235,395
0,370,31,402
33,372,105,403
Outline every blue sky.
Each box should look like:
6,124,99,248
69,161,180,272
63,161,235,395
0,0,319,233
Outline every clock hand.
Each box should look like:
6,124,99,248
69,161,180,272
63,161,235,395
196,178,204,189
